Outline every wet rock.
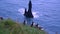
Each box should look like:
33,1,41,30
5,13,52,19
24,0,33,18
0,17,3,20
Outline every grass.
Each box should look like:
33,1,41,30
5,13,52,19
0,18,46,34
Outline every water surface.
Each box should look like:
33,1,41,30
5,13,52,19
0,0,60,34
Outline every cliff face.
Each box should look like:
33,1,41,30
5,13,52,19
24,0,33,18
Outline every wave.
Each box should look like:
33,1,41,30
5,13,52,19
18,8,40,18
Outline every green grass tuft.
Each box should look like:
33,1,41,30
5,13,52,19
0,19,46,34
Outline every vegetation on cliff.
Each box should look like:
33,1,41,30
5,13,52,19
0,18,46,34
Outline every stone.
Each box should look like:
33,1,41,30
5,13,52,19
24,0,33,18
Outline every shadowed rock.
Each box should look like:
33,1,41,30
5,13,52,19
0,17,3,20
23,20,26,25
38,26,43,30
35,24,39,28
24,0,33,18
31,22,34,27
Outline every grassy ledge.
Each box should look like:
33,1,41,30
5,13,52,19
0,18,46,34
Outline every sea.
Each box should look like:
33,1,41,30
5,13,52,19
0,0,60,34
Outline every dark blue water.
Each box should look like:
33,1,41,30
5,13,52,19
0,0,60,34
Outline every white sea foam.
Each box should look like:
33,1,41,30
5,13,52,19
18,8,25,14
18,8,40,18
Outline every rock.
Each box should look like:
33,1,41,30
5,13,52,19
30,22,34,27
35,24,39,28
0,17,3,20
23,20,26,25
24,0,33,18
